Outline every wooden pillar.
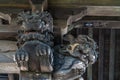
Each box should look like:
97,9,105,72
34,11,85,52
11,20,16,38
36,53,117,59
8,74,14,80
109,29,115,80
87,27,93,80
98,29,104,80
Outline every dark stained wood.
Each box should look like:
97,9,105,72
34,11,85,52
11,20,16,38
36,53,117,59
109,29,115,80
1,0,120,8
98,29,104,80
0,4,30,9
49,0,120,6
50,6,120,20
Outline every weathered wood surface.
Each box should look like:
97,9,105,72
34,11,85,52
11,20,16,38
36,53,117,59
0,25,18,32
51,6,120,20
0,40,17,52
0,40,19,73
0,25,18,40
87,6,120,16
0,21,120,39
49,0,120,6
1,0,120,8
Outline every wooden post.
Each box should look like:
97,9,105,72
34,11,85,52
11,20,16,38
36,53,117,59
8,74,14,80
87,27,93,80
109,29,115,80
98,29,104,80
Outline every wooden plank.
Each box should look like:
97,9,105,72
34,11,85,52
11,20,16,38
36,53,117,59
68,21,120,29
0,63,19,73
109,29,115,80
50,6,120,21
0,40,17,52
0,25,18,40
1,0,120,7
0,4,30,9
87,6,120,16
49,0,120,7
0,40,19,73
0,25,18,32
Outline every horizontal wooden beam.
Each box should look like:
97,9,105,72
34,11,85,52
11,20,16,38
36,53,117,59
0,20,120,39
0,4,30,9
87,6,120,16
0,63,19,73
78,21,120,29
1,0,120,7
0,25,18,32
0,25,18,40
0,40,17,52
50,6,120,20
49,0,120,6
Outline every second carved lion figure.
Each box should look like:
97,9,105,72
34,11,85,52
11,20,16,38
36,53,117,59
53,34,98,80
15,10,98,80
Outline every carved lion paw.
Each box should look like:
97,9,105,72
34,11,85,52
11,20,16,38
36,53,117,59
15,48,29,71
36,43,52,56
36,43,53,72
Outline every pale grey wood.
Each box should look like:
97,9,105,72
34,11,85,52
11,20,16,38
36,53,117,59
0,40,17,52
0,51,19,74
0,40,19,74
0,24,18,32
86,6,120,16
0,63,19,73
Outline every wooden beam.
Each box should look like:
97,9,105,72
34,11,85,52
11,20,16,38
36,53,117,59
49,0,120,7
50,6,120,20
0,25,18,40
0,40,17,52
0,21,119,40
0,4,30,9
87,6,120,16
67,20,120,29
0,25,18,32
0,63,19,73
